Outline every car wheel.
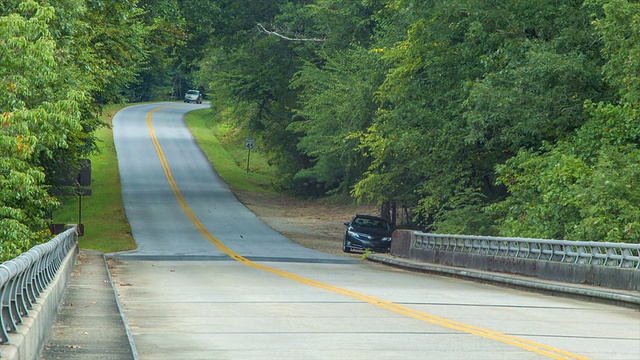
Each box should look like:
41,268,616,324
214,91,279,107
342,239,351,253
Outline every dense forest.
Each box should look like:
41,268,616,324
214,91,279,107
2,0,640,259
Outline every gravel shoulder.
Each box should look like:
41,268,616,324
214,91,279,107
234,190,377,256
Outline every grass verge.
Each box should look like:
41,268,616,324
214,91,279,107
183,108,276,194
53,104,136,253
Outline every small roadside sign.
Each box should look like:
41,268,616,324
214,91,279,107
245,137,255,150
245,137,255,173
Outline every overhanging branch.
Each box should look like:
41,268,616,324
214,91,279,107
256,23,325,42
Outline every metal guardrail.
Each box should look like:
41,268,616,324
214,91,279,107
413,232,640,269
0,227,78,347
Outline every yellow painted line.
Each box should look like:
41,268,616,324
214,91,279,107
145,107,590,360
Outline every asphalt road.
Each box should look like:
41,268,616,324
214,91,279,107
110,103,640,360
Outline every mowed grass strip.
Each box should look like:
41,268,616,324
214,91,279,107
183,108,276,194
54,104,136,253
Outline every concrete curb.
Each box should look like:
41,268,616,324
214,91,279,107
367,254,640,309
40,250,135,360
103,254,139,360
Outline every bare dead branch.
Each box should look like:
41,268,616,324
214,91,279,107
256,23,325,42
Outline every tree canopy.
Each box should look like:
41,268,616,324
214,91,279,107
190,0,639,242
3,0,639,260
1,0,147,260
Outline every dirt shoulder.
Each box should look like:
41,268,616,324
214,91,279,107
234,190,377,256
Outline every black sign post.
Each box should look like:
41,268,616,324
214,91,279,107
245,137,255,173
76,159,91,236
50,159,91,236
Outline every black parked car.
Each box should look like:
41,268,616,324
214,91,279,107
343,214,393,253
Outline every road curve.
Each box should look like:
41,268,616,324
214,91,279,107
109,103,640,360
112,102,346,263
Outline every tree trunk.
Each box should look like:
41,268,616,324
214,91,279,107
381,201,397,226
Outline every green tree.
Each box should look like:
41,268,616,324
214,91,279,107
129,0,219,101
127,0,186,101
1,0,149,260
290,46,383,195
196,0,320,191
492,104,640,242
284,0,385,196
84,0,148,104
492,0,640,242
347,0,608,233
352,0,493,229
1,1,82,260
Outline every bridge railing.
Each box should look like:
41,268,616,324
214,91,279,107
0,227,78,346
413,232,640,269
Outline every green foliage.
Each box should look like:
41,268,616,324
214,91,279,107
7,0,640,254
490,145,589,239
290,46,382,195
1,1,77,259
53,105,136,253
184,109,277,194
195,1,319,193
1,0,148,260
464,47,607,153
592,0,640,104
188,0,640,241
127,0,220,101
84,0,149,104
127,0,185,101
491,1,640,242
492,140,640,243
432,204,497,237
354,0,504,226
574,145,640,242
0,2,84,141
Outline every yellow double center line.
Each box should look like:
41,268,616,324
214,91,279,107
146,107,589,360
